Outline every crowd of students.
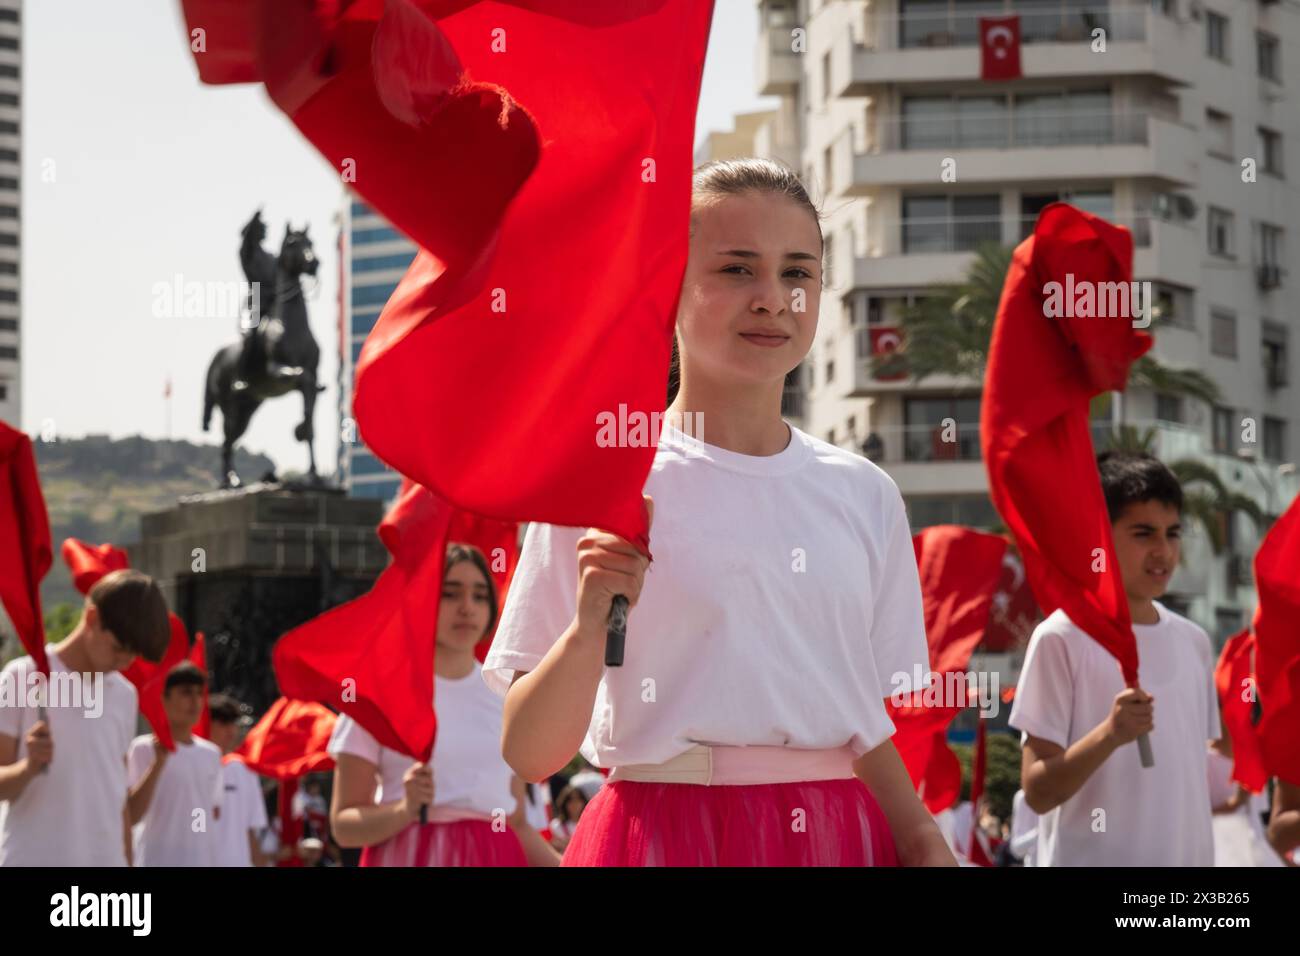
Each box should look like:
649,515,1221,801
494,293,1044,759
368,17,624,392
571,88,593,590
2,158,1298,867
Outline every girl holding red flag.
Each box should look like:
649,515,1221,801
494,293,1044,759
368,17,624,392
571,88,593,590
487,159,955,866
328,544,558,866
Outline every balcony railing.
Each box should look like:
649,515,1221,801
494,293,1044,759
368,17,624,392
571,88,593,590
861,3,1152,51
868,109,1150,152
881,213,1150,255
862,423,983,464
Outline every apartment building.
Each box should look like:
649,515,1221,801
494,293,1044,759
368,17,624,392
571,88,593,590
0,1,20,426
715,0,1300,642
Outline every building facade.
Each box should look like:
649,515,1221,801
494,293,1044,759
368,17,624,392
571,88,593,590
720,0,1300,643
336,195,415,504
0,1,20,426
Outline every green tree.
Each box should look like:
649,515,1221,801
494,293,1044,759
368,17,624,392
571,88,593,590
44,603,82,644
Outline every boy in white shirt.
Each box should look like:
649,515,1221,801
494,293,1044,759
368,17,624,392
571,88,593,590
207,694,270,867
0,570,171,866
1010,451,1219,866
127,662,225,866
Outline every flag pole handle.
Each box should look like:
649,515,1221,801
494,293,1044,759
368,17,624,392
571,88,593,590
36,705,49,775
419,804,428,825
605,595,629,667
1136,732,1154,768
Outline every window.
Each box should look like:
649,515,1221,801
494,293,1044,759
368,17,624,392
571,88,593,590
825,358,835,383
899,0,950,49
827,427,837,445
1257,31,1280,82
823,145,832,194
0,317,15,331
351,283,396,308
822,51,831,104
1207,206,1235,257
1210,309,1237,357
1263,416,1286,462
1263,321,1289,389
0,37,17,51
1155,393,1183,424
1215,608,1244,645
0,261,15,275
1212,406,1234,454
1151,282,1193,329
1258,127,1283,177
0,65,17,78
0,290,16,303
353,252,416,273
1205,11,1228,63
0,383,6,401
903,194,1000,253
1254,222,1284,268
0,346,15,360
0,10,17,23
903,396,981,462
1206,109,1232,157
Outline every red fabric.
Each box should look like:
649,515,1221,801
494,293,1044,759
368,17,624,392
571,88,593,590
869,327,906,382
981,549,1041,653
274,481,453,762
967,719,994,866
277,779,303,868
190,632,211,741
233,697,337,779
560,779,899,867
359,819,527,867
60,539,129,596
1253,494,1300,786
979,16,1022,80
1215,629,1268,793
178,0,711,555
888,526,1007,814
0,421,52,676
121,612,193,752
981,203,1152,687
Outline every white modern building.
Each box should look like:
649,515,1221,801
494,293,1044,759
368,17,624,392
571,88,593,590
702,0,1300,644
0,0,20,426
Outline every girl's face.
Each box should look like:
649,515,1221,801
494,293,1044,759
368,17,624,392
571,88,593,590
437,559,492,653
675,191,822,394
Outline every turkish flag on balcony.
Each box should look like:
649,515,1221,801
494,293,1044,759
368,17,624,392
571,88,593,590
870,326,907,382
981,203,1152,687
0,421,52,676
1215,629,1268,793
1252,493,1300,785
980,16,1022,81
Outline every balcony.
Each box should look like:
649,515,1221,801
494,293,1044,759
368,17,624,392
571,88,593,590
837,111,1198,192
862,423,988,496
840,3,1196,92
757,22,801,95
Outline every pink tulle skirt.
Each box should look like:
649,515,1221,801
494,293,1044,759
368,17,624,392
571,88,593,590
359,819,527,867
561,778,900,867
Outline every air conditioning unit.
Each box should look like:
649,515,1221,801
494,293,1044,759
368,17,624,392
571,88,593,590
1150,193,1197,223
1175,195,1198,220
1257,264,1283,289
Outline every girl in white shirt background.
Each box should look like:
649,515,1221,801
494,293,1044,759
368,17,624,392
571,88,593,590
487,158,956,867
329,544,558,866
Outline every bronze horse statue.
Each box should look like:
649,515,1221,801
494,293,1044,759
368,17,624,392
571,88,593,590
203,210,322,488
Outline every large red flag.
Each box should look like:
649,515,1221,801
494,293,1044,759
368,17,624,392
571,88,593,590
178,0,712,555
981,203,1152,687
60,539,129,595
1253,494,1300,785
190,633,212,741
121,614,192,752
888,526,1007,814
1215,629,1268,793
274,481,452,761
0,421,52,675
232,697,337,779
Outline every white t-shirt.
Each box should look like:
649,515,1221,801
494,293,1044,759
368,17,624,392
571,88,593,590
212,757,269,867
327,662,515,819
1009,602,1219,866
0,648,138,867
127,734,225,866
482,421,929,768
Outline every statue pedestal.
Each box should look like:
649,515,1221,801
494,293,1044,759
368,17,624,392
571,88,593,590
131,486,387,714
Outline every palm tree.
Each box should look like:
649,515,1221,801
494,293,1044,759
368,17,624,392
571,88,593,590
872,242,1221,409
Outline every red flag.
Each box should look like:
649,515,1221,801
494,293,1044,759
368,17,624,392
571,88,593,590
1215,629,1268,793
445,501,520,662
1253,494,1300,785
980,16,1021,81
888,526,1007,814
981,203,1152,687
178,0,712,555
274,481,452,762
870,327,906,382
190,633,211,741
967,718,995,866
232,697,337,779
60,538,130,596
121,613,192,752
0,421,52,675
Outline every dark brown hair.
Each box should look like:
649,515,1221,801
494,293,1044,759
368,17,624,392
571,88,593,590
444,543,500,640
164,660,207,694
88,569,171,663
669,158,824,405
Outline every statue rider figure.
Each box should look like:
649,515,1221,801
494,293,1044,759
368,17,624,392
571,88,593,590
232,209,277,392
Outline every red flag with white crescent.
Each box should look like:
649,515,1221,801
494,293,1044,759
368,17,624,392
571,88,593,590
980,16,1022,81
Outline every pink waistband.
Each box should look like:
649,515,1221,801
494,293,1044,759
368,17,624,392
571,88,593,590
608,744,859,786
